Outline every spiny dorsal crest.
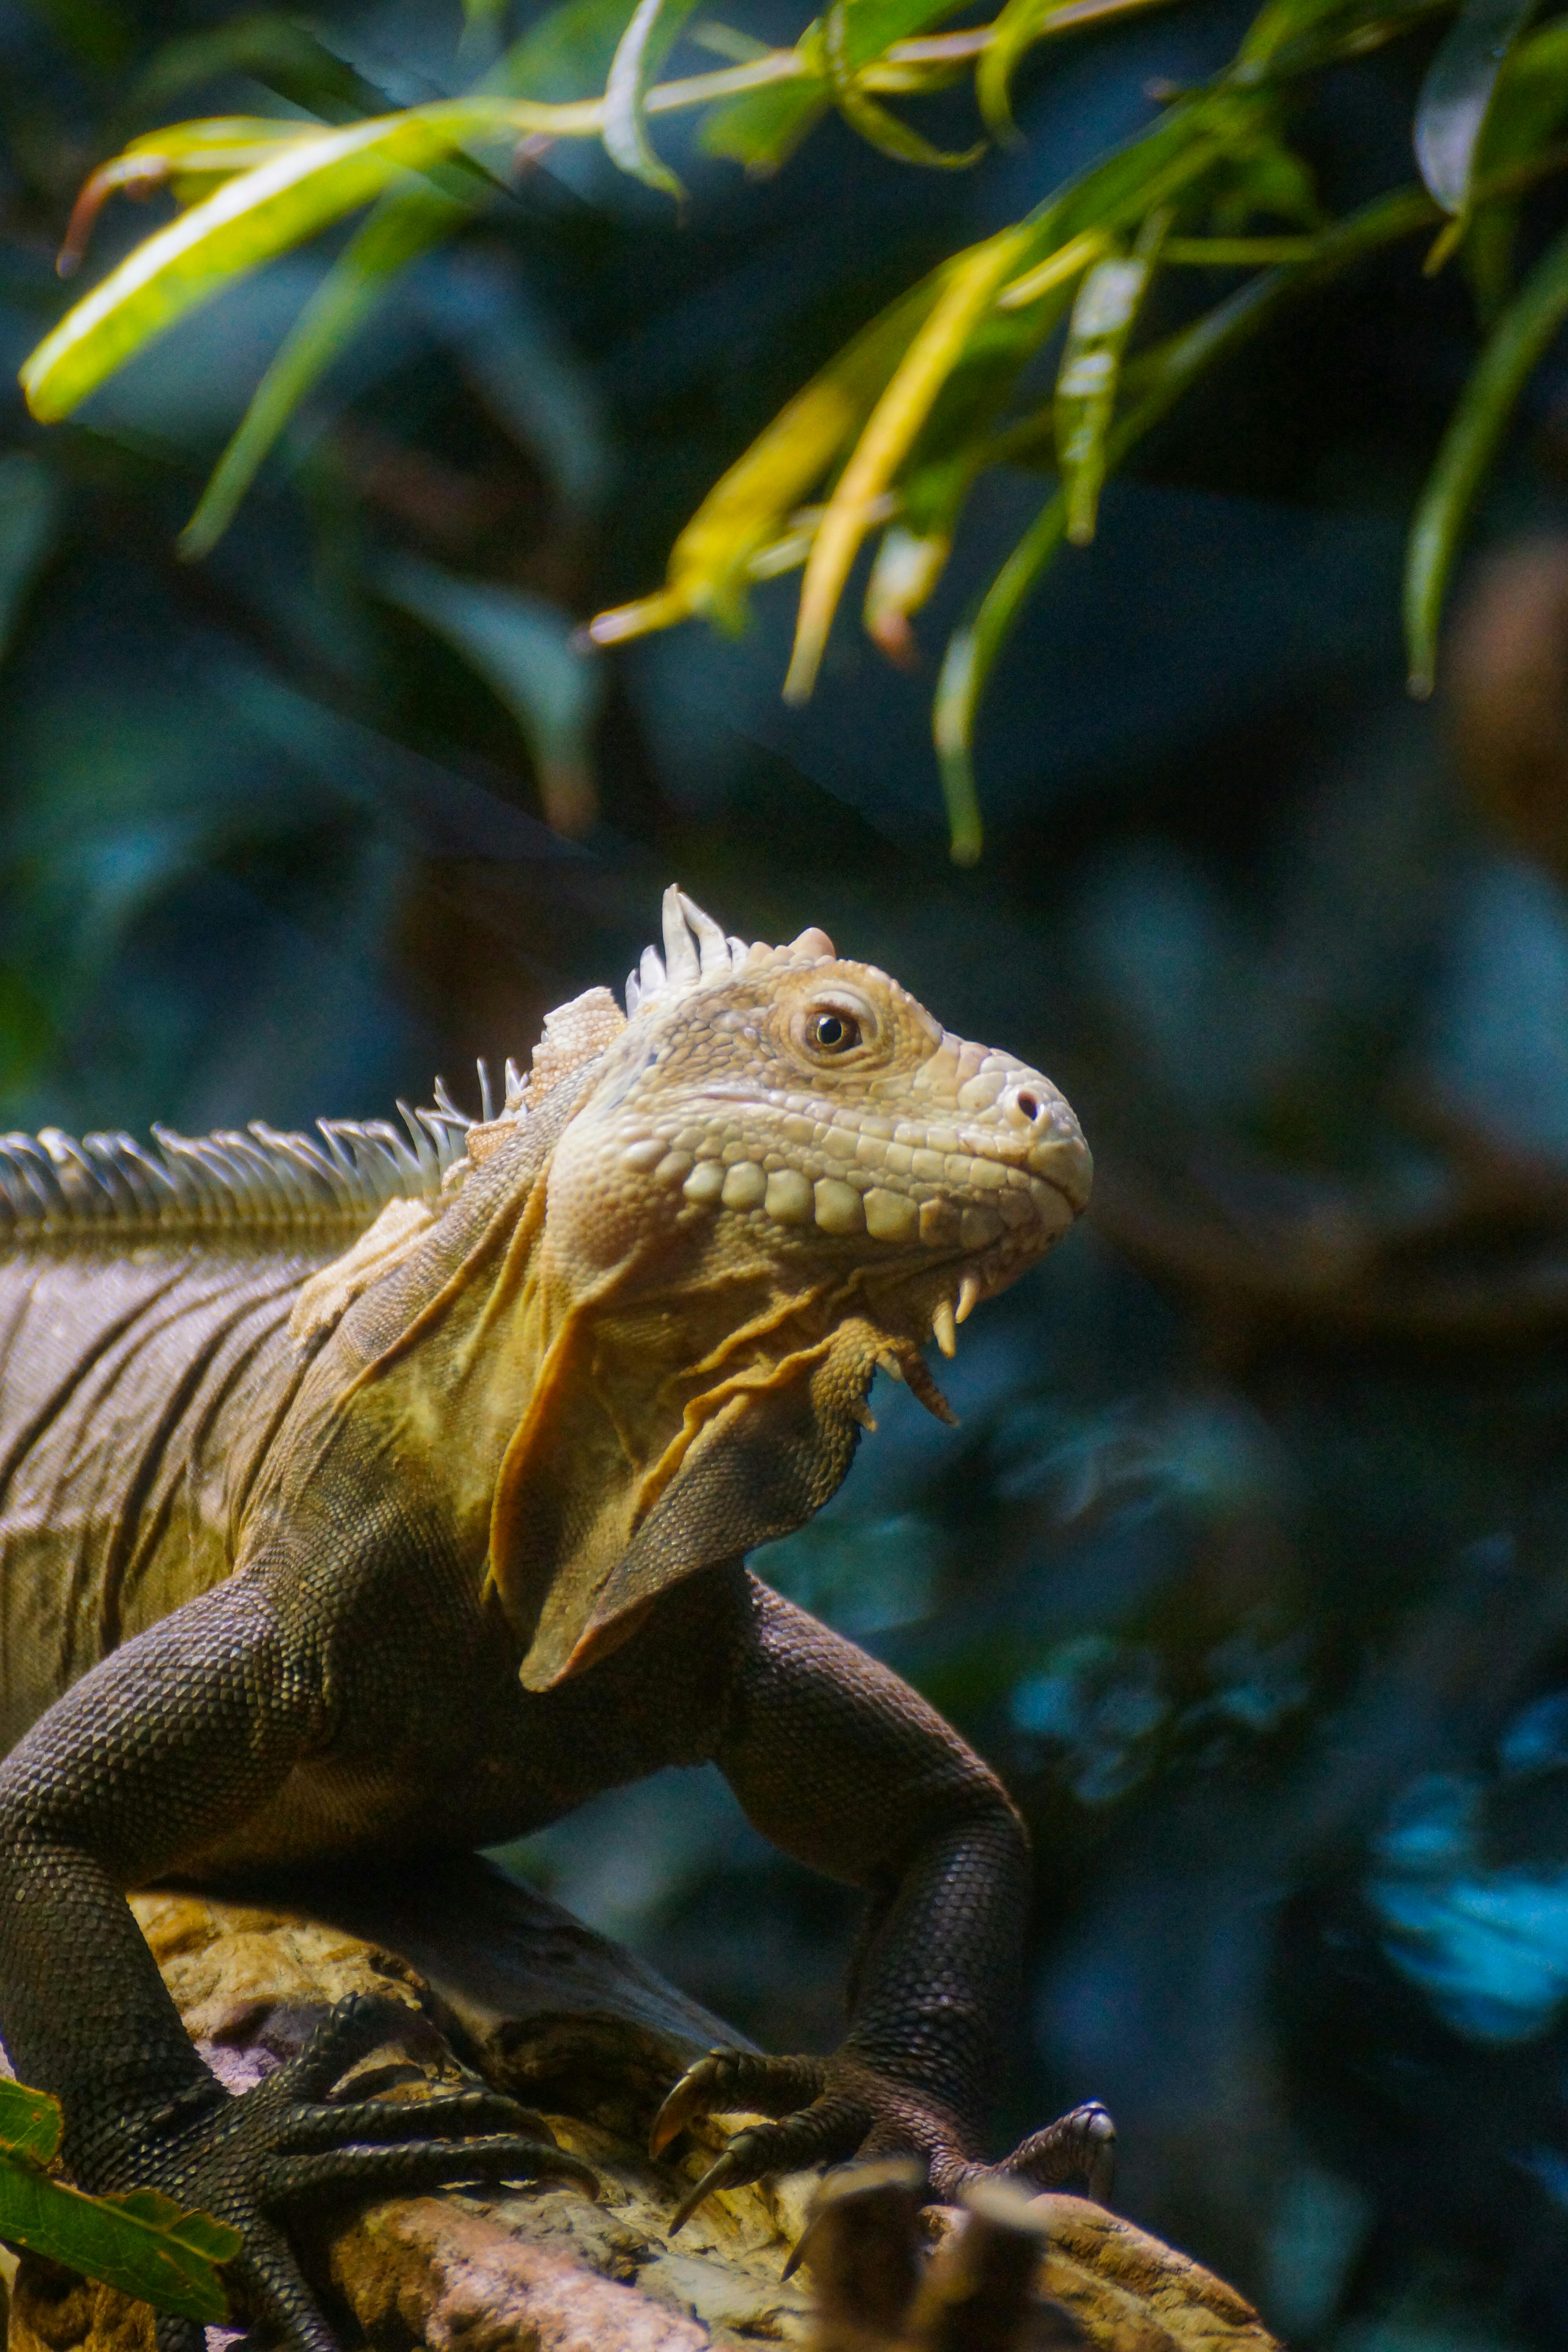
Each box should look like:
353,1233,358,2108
0,887,830,1243
624,885,833,1019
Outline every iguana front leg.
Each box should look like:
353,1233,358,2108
654,1577,1113,2224
0,1575,592,2352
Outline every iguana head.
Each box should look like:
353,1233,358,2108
350,889,1089,1690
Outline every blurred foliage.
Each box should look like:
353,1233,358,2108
23,0,1568,852
13,1,1568,2350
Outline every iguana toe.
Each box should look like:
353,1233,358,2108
989,2101,1117,2204
653,2049,1115,2235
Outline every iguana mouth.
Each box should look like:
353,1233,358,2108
588,1074,1088,1368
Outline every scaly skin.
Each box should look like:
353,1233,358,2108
0,889,1103,2352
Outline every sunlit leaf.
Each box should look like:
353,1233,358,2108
19,99,562,424
1055,210,1169,544
57,120,326,278
590,276,945,640
378,555,604,836
1414,0,1536,215
594,85,1270,662
1406,214,1568,695
786,227,1032,699
603,0,702,196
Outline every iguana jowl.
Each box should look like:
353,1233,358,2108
0,887,1103,2351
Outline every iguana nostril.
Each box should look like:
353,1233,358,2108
1015,1092,1040,1125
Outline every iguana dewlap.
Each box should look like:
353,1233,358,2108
0,888,1105,2352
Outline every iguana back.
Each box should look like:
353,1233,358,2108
0,1110,466,1747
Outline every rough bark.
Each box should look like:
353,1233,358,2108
3,1860,1278,2352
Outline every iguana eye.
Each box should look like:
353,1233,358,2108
808,1009,860,1053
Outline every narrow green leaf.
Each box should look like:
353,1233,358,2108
590,273,946,640
1415,0,1537,214
977,0,1180,138
1054,209,1168,543
699,0,965,171
0,2155,240,2322
939,185,1436,858
1406,213,1568,693
603,0,702,196
19,99,553,425
180,185,464,559
0,2078,62,2168
378,556,604,836
1463,16,1568,312
935,488,1067,863
788,227,1031,699
823,0,984,165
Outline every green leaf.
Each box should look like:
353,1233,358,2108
1414,0,1537,214
603,0,702,196
822,0,984,165
935,488,1068,863
1406,212,1568,693
0,2078,62,2168
180,185,465,559
589,272,947,641
0,2155,240,2323
787,226,1033,698
1463,16,1568,312
698,0,967,171
938,184,1436,858
978,0,1180,139
19,98,552,425
378,556,604,836
1054,210,1168,544
0,454,64,661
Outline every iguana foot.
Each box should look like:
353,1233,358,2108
650,2047,1114,2231
116,1993,597,2352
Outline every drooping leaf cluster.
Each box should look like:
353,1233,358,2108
15,0,1568,855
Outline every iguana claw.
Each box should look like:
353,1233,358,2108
116,1995,599,2352
667,2146,746,2232
651,2046,1115,2235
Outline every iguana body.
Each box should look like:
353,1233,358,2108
0,890,1101,2352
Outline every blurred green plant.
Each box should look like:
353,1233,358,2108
0,2076,240,2321
17,0,1568,857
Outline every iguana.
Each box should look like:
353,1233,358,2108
0,887,1105,2352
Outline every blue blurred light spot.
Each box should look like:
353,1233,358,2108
1368,1773,1568,2044
1499,1692,1568,1778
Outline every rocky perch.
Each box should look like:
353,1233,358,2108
0,1861,1278,2352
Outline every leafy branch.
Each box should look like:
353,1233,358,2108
0,2077,239,2321
18,0,1568,854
